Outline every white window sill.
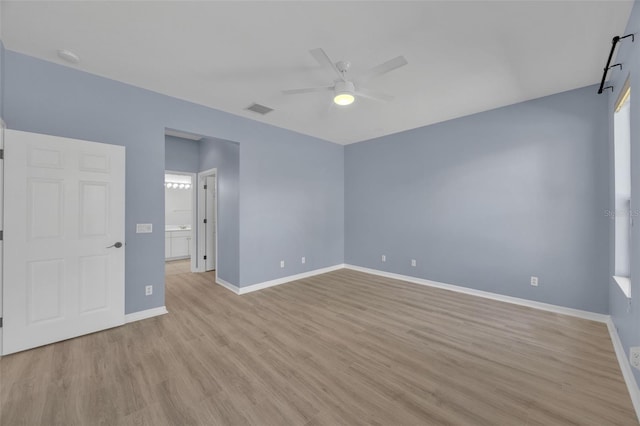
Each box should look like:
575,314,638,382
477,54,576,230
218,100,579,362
613,276,631,299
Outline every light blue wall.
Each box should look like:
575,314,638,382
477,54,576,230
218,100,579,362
346,85,609,313
4,50,344,312
199,137,240,286
165,135,199,173
608,0,640,385
239,132,344,285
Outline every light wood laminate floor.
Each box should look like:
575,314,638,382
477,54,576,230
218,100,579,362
0,260,637,425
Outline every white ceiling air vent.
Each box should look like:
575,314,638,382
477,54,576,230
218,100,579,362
246,103,274,115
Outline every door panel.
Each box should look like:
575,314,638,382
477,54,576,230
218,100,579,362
3,129,126,355
79,152,110,172
28,146,62,168
80,182,109,237
79,255,109,313
28,259,64,323
29,179,64,239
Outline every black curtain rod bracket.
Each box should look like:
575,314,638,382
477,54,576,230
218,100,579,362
598,33,635,94
620,34,635,43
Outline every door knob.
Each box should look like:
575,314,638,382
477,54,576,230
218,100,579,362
107,242,123,248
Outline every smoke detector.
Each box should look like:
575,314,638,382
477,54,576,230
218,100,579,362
57,49,80,64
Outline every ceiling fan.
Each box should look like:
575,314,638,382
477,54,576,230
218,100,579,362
283,48,408,106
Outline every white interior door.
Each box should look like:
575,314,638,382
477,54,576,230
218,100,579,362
2,129,126,355
205,175,216,271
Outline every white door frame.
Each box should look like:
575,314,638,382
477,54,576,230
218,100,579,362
0,119,5,356
197,168,218,275
164,170,197,273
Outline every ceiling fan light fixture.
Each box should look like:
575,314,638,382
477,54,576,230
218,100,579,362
283,48,406,108
334,93,355,106
334,80,356,106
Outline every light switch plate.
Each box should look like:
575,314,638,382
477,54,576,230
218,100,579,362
136,223,153,233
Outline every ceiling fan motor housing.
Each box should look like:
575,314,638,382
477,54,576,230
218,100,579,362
336,60,351,73
335,80,355,95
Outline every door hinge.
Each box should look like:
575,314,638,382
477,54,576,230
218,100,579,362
203,219,207,224
0,230,3,241
0,149,4,160
203,255,207,260
204,184,207,190
0,318,3,328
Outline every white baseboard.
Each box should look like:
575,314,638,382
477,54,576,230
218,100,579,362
237,264,345,295
216,277,240,294
607,318,640,421
125,306,168,323
343,264,608,323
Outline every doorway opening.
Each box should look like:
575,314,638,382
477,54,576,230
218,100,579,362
164,128,240,290
164,171,197,272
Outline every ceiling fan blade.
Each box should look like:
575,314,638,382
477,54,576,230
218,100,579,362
282,86,333,95
359,56,408,81
355,89,394,102
309,48,345,81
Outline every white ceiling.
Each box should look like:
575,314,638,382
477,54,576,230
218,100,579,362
0,1,634,145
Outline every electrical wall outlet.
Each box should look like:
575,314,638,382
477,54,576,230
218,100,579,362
301,257,306,264
630,347,640,370
145,285,153,296
280,260,285,268
411,259,417,267
381,255,386,262
530,276,539,287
